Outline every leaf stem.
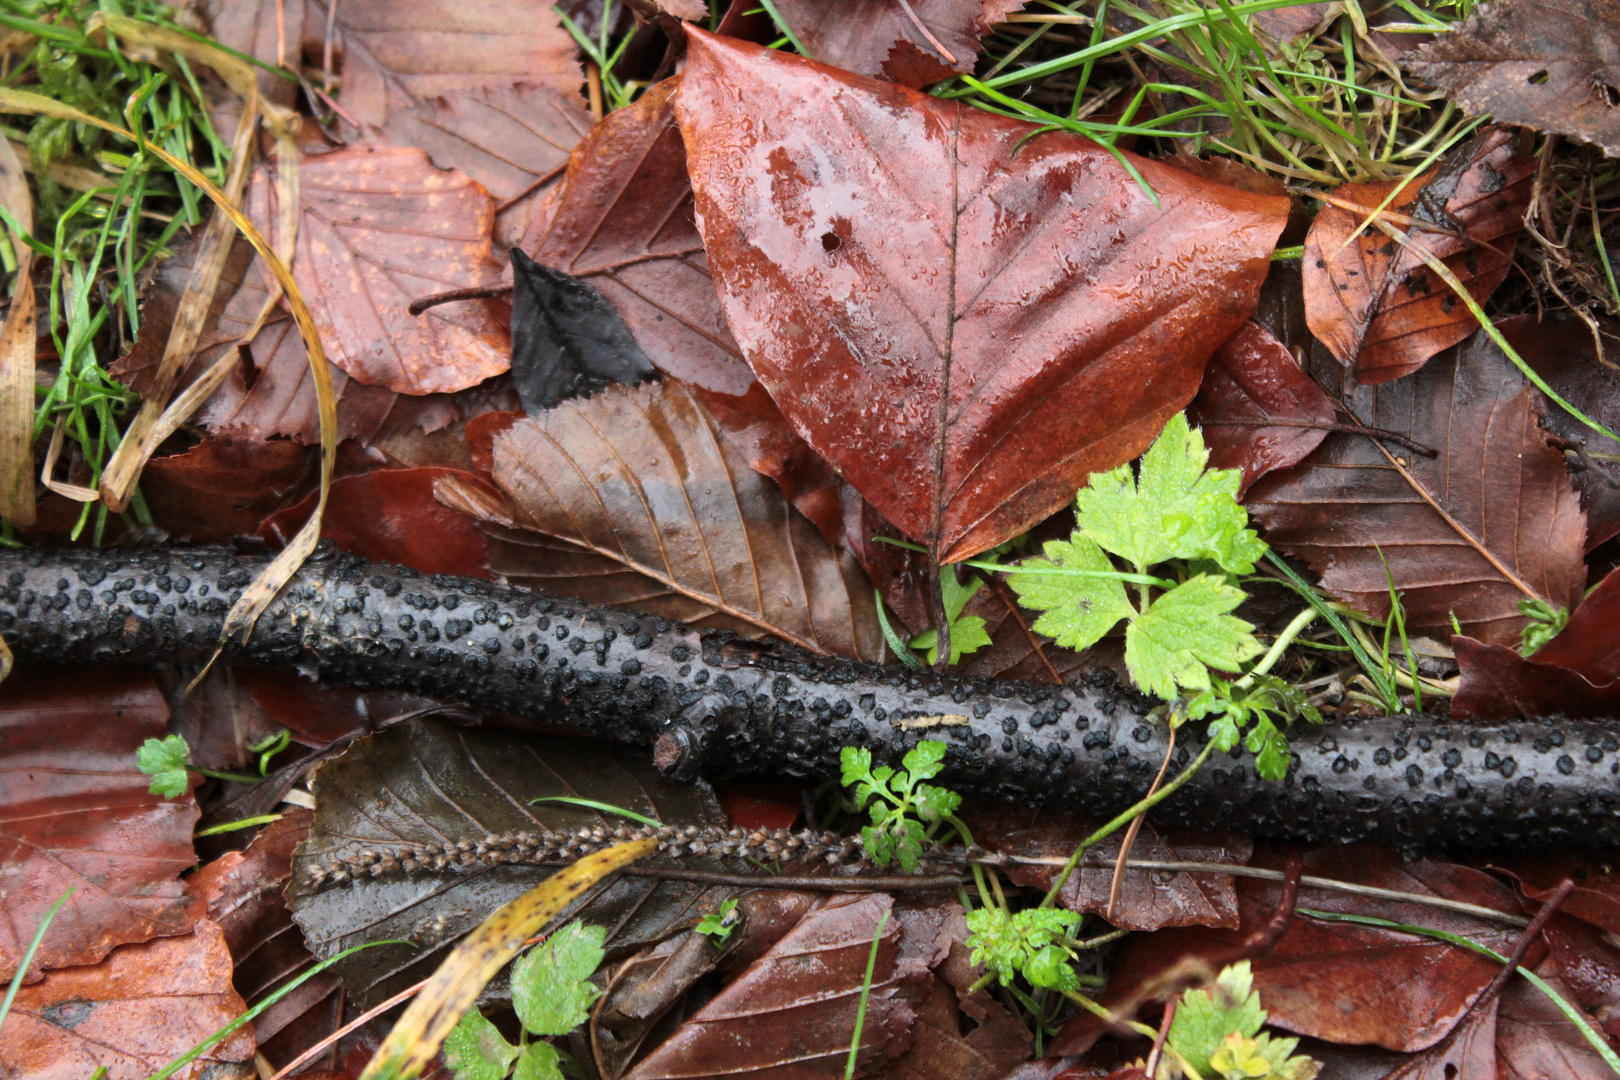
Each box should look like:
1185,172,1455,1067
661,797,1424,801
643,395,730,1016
1235,607,1318,688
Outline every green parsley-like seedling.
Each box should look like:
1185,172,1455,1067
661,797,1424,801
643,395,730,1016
1518,598,1568,657
963,907,1083,992
909,569,993,666
137,734,190,798
695,899,740,944
445,921,606,1080
840,740,962,873
1167,962,1319,1080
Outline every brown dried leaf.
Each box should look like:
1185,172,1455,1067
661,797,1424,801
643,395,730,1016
0,668,196,980
0,920,255,1079
1188,320,1337,497
1450,636,1620,720
771,0,1028,89
1407,0,1620,157
305,0,592,203
1487,853,1620,938
0,130,36,526
141,435,313,543
253,145,509,395
476,380,884,661
1245,331,1587,646
1302,127,1534,384
677,32,1288,563
1496,969,1616,1079
521,78,751,396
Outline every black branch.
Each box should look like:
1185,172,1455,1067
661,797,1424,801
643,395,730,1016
3,544,1616,850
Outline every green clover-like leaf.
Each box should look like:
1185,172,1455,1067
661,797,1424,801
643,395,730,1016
840,746,871,787
512,1042,564,1080
136,734,190,799
444,1008,519,1080
512,922,606,1037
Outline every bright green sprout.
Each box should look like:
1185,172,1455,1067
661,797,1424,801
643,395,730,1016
136,733,189,798
1163,962,1320,1080
1518,598,1569,657
695,899,740,944
910,568,992,666
963,907,1084,993
840,740,962,873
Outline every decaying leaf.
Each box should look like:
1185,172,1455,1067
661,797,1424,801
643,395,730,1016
140,435,312,543
287,719,738,1010
1189,320,1337,497
0,668,196,980
0,132,36,526
465,379,885,661
305,0,592,203
1407,0,1620,157
1302,127,1534,384
509,249,656,413
0,920,255,1080
1246,330,1587,645
677,31,1288,563
521,78,751,396
770,0,1029,88
1494,969,1616,1079
251,146,509,395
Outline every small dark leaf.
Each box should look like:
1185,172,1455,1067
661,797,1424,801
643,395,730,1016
509,249,656,414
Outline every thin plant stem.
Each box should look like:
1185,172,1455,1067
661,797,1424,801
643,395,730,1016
843,908,891,1080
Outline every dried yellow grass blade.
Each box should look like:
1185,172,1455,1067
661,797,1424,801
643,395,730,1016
0,134,34,527
359,837,659,1080
0,88,337,658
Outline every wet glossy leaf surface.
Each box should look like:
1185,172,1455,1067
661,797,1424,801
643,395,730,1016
1301,128,1534,384
770,0,1028,88
141,435,312,543
509,250,656,413
287,718,736,1010
0,667,196,980
677,31,1288,563
1246,331,1587,645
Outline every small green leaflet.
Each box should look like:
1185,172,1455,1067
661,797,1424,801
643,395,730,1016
136,734,190,799
444,1008,519,1080
910,569,992,665
513,922,606,1036
1126,574,1261,701
1077,412,1267,575
839,740,962,872
1167,962,1318,1080
1010,535,1133,654
963,907,1082,991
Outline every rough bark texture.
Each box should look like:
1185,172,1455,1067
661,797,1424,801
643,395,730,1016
3,545,1617,850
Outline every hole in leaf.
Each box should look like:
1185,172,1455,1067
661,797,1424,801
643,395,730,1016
1599,82,1620,107
821,231,842,252
1528,69,1550,84
1444,1065,1459,1079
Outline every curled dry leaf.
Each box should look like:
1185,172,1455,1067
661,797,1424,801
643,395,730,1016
677,31,1288,563
0,668,196,980
0,920,255,1080
1302,127,1534,384
253,145,509,396
1407,0,1620,157
521,78,751,397
1246,330,1587,645
466,379,884,662
1189,320,1337,497
287,719,738,1010
770,0,1028,88
305,0,592,204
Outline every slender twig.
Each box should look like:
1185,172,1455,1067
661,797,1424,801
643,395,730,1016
1106,727,1176,922
1203,415,1437,457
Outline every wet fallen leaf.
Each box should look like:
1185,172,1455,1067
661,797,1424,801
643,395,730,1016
770,0,1027,88
882,969,1031,1080
509,249,656,412
305,0,593,204
1246,329,1587,645
624,892,937,1080
677,31,1289,563
966,806,1252,932
1301,127,1534,384
287,718,738,1010
466,379,884,661
0,667,196,980
1495,967,1615,1079
188,0,303,113
1488,852,1620,938
1407,0,1620,157
954,576,1092,684
190,809,344,1070
1536,912,1620,1025
1373,999,1499,1080
251,146,509,395
231,666,438,747
0,920,255,1079
1188,321,1337,497
141,435,313,543
520,78,751,396
261,467,497,579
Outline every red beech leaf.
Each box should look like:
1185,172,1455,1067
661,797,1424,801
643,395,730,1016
1487,853,1620,938
677,31,1289,563
1376,1000,1499,1079
1189,321,1337,497
1495,968,1616,1079
1537,913,1620,1018
141,435,312,543
463,380,884,661
252,145,509,395
1536,564,1620,680
769,0,1029,89
1245,331,1587,646
0,920,254,1079
521,78,751,396
232,667,437,747
0,668,196,981
1301,127,1533,384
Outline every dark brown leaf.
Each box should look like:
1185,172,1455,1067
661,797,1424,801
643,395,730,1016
1302,127,1534,384
141,435,312,543
1487,852,1620,938
1246,330,1587,646
1407,0,1620,157
677,31,1288,563
1189,320,1337,497
0,668,196,980
287,718,738,1010
1375,1000,1499,1080
1495,968,1616,1079
0,921,255,1079
965,806,1251,932
521,78,751,396
231,667,438,747
467,380,884,661
252,145,509,395
770,0,1028,89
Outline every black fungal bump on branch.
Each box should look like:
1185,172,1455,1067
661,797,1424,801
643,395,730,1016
2,544,1617,850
